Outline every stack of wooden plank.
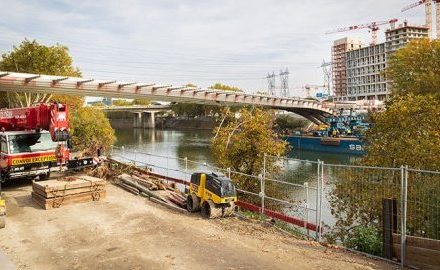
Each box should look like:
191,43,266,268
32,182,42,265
117,173,187,212
32,175,106,210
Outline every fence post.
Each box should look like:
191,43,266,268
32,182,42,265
315,159,321,240
400,165,408,267
184,157,188,181
318,160,324,242
304,182,310,239
227,167,231,179
261,154,267,215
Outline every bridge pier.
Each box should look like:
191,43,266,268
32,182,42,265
142,112,156,129
133,112,143,128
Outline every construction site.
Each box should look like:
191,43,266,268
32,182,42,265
0,101,399,270
328,0,439,102
0,1,439,270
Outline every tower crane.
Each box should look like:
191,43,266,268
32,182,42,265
326,19,398,45
402,0,440,39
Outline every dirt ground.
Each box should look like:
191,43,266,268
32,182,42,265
0,177,400,270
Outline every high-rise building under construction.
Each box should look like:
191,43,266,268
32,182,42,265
333,22,429,101
331,38,363,98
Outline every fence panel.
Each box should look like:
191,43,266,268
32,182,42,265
321,164,402,257
406,169,440,241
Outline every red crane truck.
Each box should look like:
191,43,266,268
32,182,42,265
0,103,95,183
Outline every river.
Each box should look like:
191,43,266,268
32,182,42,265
113,128,362,231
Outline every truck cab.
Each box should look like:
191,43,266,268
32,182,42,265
0,130,62,182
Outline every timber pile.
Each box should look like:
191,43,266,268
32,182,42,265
117,173,187,213
32,175,106,210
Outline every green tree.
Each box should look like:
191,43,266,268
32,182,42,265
209,83,242,92
70,107,116,153
387,39,440,96
0,39,116,153
132,98,150,105
0,39,82,107
112,99,131,106
211,108,288,197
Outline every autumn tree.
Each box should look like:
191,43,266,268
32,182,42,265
211,108,288,198
70,107,116,153
387,38,440,97
0,39,116,152
171,83,242,118
0,39,83,108
327,39,440,254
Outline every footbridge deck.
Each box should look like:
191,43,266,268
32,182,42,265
0,71,335,123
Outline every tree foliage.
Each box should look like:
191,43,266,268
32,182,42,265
70,107,116,153
0,39,115,153
209,83,242,92
365,94,440,170
0,39,82,108
274,115,308,133
327,40,440,253
112,99,132,106
171,83,242,118
387,39,440,96
211,108,288,195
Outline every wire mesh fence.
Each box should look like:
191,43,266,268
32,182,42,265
406,168,440,240
110,146,440,265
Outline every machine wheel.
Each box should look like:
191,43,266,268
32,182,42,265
186,194,200,213
38,173,50,181
0,216,5,229
222,202,236,217
201,200,222,219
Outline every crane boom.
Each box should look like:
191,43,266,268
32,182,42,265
402,0,427,12
325,19,398,34
0,103,69,142
326,19,398,45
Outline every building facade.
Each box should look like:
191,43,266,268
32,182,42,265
346,43,387,100
331,38,363,98
333,22,429,101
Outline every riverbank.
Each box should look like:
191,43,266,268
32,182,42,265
0,179,399,270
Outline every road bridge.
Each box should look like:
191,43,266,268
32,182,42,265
98,105,171,128
0,71,335,124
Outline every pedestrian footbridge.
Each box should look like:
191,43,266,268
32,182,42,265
0,71,335,124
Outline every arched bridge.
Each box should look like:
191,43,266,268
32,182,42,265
0,71,335,124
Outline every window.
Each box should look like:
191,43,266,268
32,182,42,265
0,136,7,154
8,133,59,154
191,173,201,186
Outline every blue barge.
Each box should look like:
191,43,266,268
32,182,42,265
285,135,366,155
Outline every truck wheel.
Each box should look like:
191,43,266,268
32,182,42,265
186,194,200,213
0,217,5,229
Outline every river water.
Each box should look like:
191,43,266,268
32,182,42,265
113,128,362,231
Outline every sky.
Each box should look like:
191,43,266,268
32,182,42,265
0,0,426,98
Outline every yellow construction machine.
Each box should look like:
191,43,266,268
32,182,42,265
186,172,237,218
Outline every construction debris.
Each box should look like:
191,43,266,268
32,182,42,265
116,173,187,212
32,175,106,210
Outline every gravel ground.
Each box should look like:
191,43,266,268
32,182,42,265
0,178,400,270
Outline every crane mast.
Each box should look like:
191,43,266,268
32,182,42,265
402,0,440,39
